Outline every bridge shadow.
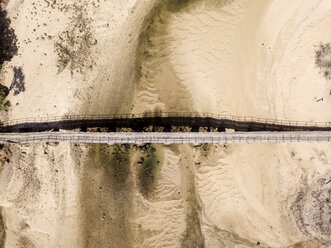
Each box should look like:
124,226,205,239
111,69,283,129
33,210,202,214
0,117,330,133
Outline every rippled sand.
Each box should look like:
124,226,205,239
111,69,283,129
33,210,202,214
132,0,331,121
197,143,330,246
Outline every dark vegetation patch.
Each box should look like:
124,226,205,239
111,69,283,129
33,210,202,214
199,143,212,158
18,236,36,248
0,7,17,111
315,43,331,80
0,144,11,172
166,0,199,12
0,208,5,248
88,144,131,188
0,84,10,111
0,7,17,68
182,189,205,248
108,144,131,187
292,179,331,245
82,144,133,248
54,3,97,76
137,144,160,197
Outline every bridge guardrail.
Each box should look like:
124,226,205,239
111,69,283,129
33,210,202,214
0,132,330,144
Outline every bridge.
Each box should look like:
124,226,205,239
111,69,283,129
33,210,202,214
0,113,330,144
0,131,330,145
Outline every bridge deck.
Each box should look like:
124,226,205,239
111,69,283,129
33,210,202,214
0,131,330,144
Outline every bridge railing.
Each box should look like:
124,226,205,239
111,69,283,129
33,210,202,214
0,112,330,127
0,132,330,144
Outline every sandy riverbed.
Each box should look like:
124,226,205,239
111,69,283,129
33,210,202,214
0,0,330,247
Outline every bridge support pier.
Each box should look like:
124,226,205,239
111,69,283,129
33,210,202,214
191,126,199,132
163,126,171,132
218,127,226,132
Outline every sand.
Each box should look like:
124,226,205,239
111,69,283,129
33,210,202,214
1,0,330,120
0,0,330,247
1,142,330,247
0,143,82,247
197,142,331,247
132,0,331,121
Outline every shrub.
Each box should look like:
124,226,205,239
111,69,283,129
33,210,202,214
0,83,10,111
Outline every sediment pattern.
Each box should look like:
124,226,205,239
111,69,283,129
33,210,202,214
0,208,5,248
80,144,134,248
132,0,235,114
133,146,186,247
292,181,331,245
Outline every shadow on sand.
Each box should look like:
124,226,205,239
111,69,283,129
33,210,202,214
1,116,330,133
